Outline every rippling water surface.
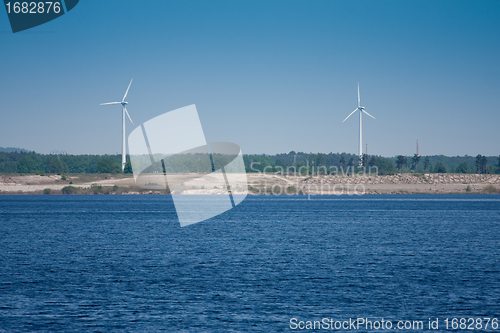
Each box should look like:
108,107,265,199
1,195,499,332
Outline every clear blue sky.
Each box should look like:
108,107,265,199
1,0,499,157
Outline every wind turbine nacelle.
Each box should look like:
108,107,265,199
122,102,128,105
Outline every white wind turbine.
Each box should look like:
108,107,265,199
100,79,134,172
342,83,375,164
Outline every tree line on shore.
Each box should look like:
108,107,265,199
0,152,127,175
0,150,499,175
245,152,500,175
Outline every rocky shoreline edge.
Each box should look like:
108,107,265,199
0,173,499,195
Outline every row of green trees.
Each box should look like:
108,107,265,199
0,152,127,174
246,152,500,175
392,154,500,174
1,151,499,175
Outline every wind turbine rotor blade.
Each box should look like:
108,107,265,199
100,102,121,105
358,82,360,107
342,108,358,123
362,110,376,119
124,106,134,125
122,78,133,102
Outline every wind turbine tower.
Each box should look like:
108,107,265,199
342,83,376,164
100,79,135,171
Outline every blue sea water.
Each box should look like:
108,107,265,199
0,195,499,332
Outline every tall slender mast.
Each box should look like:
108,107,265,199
359,106,362,162
122,107,126,171
358,83,362,163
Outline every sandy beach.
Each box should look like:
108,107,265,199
1,173,499,194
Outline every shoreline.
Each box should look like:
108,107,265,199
1,173,499,195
